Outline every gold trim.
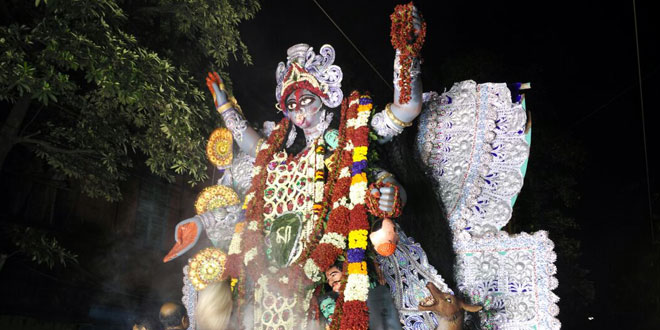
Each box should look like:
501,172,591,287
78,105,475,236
216,102,233,114
385,103,413,128
376,172,393,184
254,138,265,156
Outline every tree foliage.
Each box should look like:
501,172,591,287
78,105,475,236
0,0,260,200
3,224,78,269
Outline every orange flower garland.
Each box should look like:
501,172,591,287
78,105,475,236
390,2,426,104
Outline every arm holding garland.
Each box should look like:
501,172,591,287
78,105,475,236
371,4,425,142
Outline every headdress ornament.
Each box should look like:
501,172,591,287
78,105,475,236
275,43,343,111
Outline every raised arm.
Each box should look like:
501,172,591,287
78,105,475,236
206,72,263,158
371,4,425,142
391,5,424,122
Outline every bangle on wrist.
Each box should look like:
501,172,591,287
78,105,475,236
385,103,413,128
376,172,393,184
216,102,233,114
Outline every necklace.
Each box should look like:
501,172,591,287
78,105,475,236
303,110,333,146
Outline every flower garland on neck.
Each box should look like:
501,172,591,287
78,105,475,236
341,94,372,330
303,92,372,330
390,1,426,104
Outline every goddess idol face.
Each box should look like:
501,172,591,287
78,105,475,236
285,88,324,129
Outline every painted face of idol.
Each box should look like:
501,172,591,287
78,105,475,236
285,89,324,129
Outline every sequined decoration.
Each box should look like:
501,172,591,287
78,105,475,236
455,231,560,330
182,265,197,330
377,227,453,330
194,185,240,215
206,128,233,168
188,248,228,291
415,81,530,240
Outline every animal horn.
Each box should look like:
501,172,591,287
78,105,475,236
460,301,483,313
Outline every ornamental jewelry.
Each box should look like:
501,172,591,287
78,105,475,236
216,102,233,114
375,171,394,184
188,248,228,291
220,108,248,142
206,128,233,169
385,103,413,127
371,110,402,139
275,44,343,109
302,110,333,146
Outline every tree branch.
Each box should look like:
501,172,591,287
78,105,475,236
17,138,96,155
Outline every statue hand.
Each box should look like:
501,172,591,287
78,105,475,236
372,186,396,213
206,71,229,107
163,217,203,262
412,6,423,38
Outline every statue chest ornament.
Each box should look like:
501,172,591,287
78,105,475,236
262,140,326,268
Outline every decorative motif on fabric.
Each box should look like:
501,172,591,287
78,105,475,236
262,140,324,266
415,81,530,239
221,109,248,142
182,265,197,330
276,44,343,109
254,275,304,330
455,231,560,330
198,204,244,250
217,151,255,199
377,227,452,330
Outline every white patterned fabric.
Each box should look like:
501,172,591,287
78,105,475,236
455,231,560,330
198,203,244,251
377,227,453,330
182,265,197,330
416,81,530,240
217,151,255,200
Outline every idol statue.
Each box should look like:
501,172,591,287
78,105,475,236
163,3,560,330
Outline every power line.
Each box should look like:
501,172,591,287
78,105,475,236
632,0,655,243
570,66,658,129
311,0,393,91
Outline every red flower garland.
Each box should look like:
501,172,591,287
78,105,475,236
390,2,426,104
308,95,357,273
225,118,290,281
338,92,372,330
365,182,403,219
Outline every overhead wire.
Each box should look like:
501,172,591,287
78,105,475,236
311,0,393,91
631,0,655,243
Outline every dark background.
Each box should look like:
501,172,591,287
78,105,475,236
230,2,659,328
1,0,658,329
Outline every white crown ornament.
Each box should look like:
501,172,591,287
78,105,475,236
275,43,343,109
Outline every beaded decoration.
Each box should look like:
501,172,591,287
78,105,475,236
194,185,240,215
206,128,233,169
187,248,227,291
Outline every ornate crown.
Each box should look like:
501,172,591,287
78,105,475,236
275,43,343,110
